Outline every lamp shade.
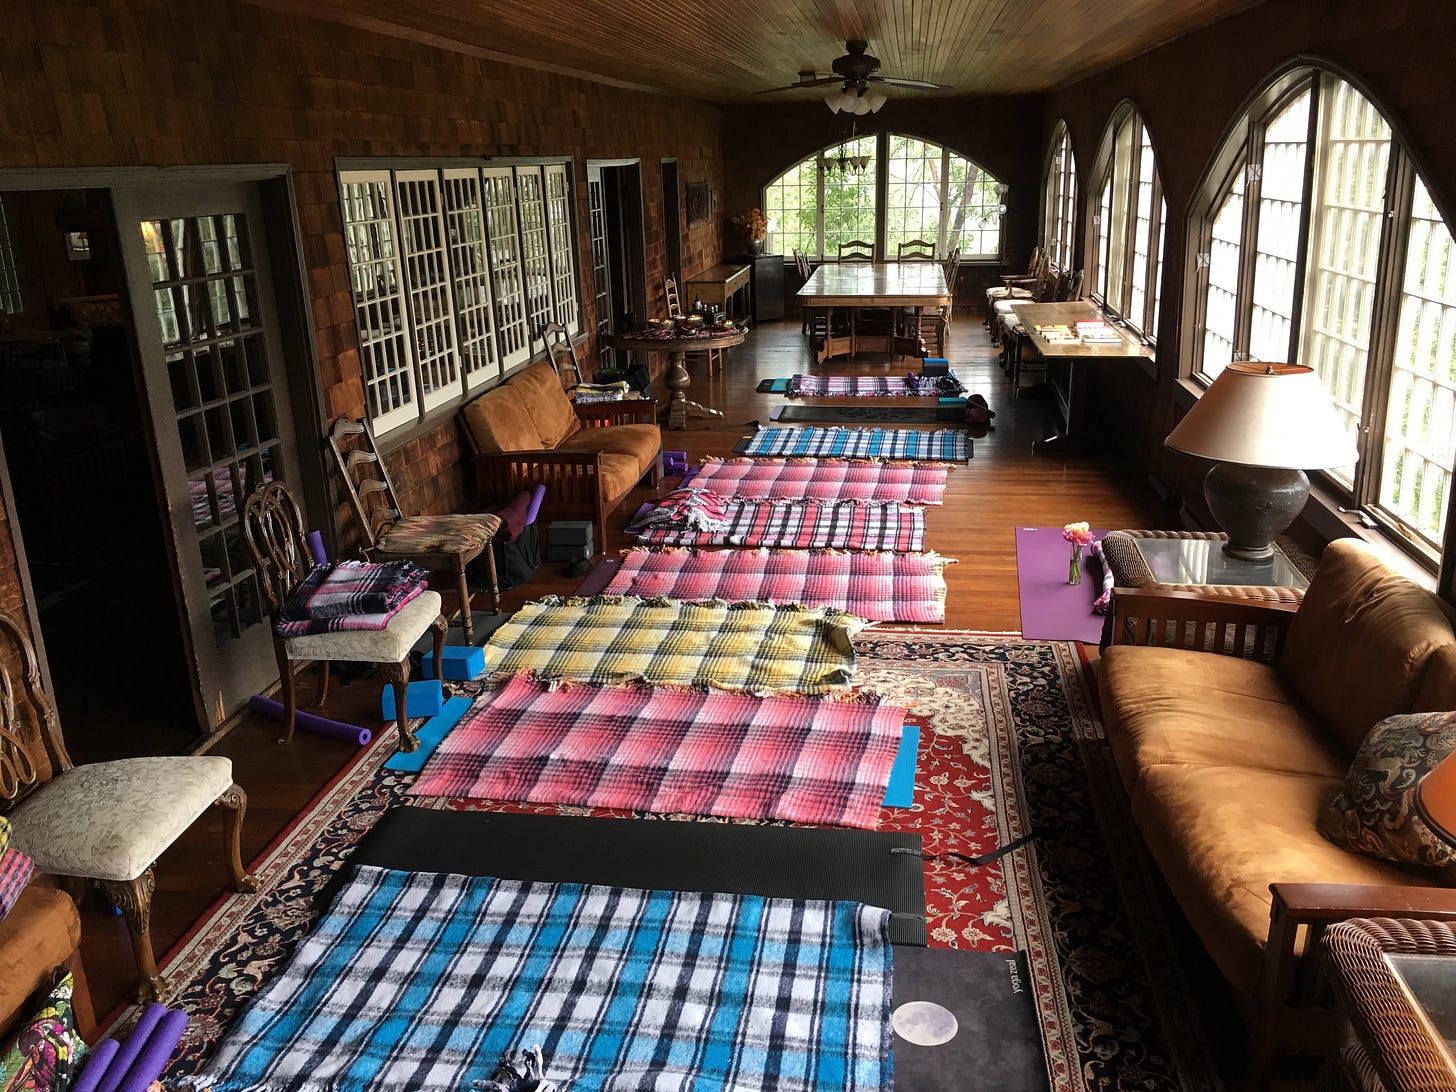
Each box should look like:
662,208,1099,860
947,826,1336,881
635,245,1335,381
1165,362,1356,470
1418,749,1456,846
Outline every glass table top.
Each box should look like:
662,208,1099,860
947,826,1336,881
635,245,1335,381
1386,953,1456,1061
1132,536,1311,589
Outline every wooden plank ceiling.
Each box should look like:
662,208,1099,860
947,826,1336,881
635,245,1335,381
280,0,1267,100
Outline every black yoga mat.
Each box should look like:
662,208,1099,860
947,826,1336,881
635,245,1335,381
333,805,927,945
892,947,1049,1090
770,403,968,423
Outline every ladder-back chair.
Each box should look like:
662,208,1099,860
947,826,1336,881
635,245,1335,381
663,275,724,375
0,608,255,1002
540,321,587,387
838,240,874,262
242,481,447,750
329,418,502,645
897,239,936,261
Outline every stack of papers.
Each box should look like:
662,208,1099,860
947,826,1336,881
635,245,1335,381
1034,324,1079,343
1075,320,1123,343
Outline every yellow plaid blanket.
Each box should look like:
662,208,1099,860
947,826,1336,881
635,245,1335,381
484,595,866,694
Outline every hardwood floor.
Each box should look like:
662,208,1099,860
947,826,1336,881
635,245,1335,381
78,314,1171,1020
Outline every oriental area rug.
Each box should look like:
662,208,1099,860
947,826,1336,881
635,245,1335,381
110,634,1220,1092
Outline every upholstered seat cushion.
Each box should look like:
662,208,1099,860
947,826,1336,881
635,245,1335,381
460,383,542,454
282,588,441,662
985,286,1033,301
374,513,501,558
1100,645,1349,786
7,756,236,882
1131,763,1437,997
0,880,80,1033
992,299,1022,315
507,361,582,448
557,424,660,475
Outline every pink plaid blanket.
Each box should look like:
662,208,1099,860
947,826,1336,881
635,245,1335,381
408,675,906,827
634,498,924,551
685,457,948,504
604,547,954,623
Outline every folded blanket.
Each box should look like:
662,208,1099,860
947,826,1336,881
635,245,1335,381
275,583,424,637
279,560,427,622
633,488,729,533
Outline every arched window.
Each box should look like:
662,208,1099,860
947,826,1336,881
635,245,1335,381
1041,122,1077,270
1189,66,1456,560
1087,107,1167,341
763,134,1003,260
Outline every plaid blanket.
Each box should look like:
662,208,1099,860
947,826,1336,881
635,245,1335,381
276,560,428,637
687,456,949,504
409,675,906,827
181,866,892,1092
634,498,925,551
484,595,864,694
605,546,952,623
788,373,964,397
0,846,34,920
739,426,971,462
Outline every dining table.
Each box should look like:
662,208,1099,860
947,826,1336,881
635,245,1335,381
797,262,950,363
602,325,748,430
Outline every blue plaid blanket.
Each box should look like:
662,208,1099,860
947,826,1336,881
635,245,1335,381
739,426,971,463
181,866,893,1092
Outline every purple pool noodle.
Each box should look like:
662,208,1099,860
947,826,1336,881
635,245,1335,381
113,1007,189,1092
524,483,546,526
96,1003,166,1092
70,1037,120,1092
247,694,372,746
306,529,328,566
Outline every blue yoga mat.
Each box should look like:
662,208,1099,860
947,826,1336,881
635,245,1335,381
384,696,474,772
883,724,919,807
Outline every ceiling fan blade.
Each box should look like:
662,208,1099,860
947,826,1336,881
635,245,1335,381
754,76,841,94
869,76,947,90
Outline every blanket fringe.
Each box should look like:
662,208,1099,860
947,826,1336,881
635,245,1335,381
482,669,887,706
521,593,868,624
697,455,955,472
616,545,958,568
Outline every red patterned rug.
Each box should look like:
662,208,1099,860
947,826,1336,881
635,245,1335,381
111,633,1219,1091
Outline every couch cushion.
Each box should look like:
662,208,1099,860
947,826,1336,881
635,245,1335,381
461,384,542,454
1319,709,1456,868
1132,763,1437,998
508,361,581,448
0,882,79,1038
1280,539,1456,755
594,453,648,502
557,424,661,475
1413,642,1456,712
1099,645,1347,786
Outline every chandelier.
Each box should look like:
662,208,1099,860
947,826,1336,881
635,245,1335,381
820,149,871,174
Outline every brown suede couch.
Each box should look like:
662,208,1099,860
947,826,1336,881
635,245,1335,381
0,874,91,1039
1098,538,1456,1060
461,361,660,546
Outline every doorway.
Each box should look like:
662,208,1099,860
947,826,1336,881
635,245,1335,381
0,189,194,763
587,161,647,373
661,159,681,285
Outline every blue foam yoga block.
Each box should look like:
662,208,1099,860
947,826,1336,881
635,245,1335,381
381,678,443,720
421,644,486,681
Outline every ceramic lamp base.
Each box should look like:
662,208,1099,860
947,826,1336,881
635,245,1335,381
1203,462,1309,561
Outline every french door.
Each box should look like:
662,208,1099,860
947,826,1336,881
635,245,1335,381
113,183,306,730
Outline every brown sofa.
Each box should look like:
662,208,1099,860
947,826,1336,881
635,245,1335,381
461,361,661,546
1098,538,1456,1064
1,874,92,1040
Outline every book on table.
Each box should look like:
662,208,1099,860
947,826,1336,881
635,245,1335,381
1033,323,1078,343
1074,320,1123,343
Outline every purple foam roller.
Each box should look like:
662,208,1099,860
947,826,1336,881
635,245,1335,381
71,1037,119,1092
113,1007,189,1092
525,483,547,526
306,530,328,566
247,695,372,746
96,1003,165,1092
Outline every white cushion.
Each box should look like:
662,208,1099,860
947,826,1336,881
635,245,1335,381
282,589,442,663
993,299,1023,315
8,756,235,881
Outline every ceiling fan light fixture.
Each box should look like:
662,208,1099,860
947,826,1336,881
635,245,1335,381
864,90,887,113
824,91,842,113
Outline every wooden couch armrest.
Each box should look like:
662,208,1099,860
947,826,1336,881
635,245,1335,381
574,400,658,427
999,273,1037,286
473,449,603,507
1108,586,1299,662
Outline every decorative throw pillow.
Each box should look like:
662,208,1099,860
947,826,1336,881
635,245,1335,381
0,970,87,1091
1319,709,1456,868
0,846,35,923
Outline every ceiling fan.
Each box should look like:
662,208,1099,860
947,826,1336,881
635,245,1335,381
756,40,947,114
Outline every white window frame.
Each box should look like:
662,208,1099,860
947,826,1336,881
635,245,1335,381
1041,122,1078,271
393,169,462,414
1086,108,1167,342
441,167,502,392
544,164,581,331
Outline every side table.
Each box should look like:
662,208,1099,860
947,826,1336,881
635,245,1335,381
1320,917,1456,1091
1099,529,1319,648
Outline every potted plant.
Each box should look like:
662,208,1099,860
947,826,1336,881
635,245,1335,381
732,208,769,255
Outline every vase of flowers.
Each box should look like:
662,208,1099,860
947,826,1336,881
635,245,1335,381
732,208,769,254
1063,521,1094,585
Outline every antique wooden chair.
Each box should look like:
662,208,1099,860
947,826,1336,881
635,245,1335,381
242,480,447,751
328,417,501,645
0,608,256,1002
838,240,874,262
663,276,723,375
984,246,1045,329
540,321,587,387
896,239,936,260
793,251,826,340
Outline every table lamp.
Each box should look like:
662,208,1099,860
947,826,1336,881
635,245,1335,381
1417,749,1456,847
1165,362,1356,561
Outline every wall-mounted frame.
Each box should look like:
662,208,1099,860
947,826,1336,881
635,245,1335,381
686,181,709,223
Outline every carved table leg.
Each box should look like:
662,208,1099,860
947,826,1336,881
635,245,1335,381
214,783,259,893
103,870,169,1003
663,349,724,430
381,660,419,752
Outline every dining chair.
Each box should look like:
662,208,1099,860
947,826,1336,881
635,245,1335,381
897,239,936,261
242,480,447,751
838,240,875,262
663,275,723,375
0,608,256,1002
328,418,501,645
985,247,1044,329
793,250,825,340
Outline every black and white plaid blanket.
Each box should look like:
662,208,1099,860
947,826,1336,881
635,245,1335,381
738,426,971,462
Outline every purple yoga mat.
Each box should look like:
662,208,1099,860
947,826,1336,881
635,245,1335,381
247,695,372,746
71,1037,119,1092
113,1007,188,1092
96,1003,165,1092
573,557,621,597
1015,526,1110,643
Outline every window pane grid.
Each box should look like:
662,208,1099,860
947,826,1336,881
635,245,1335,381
1249,89,1312,362
482,168,530,369
1043,125,1077,269
1130,129,1159,335
944,157,1001,259
1202,169,1246,380
339,176,415,432
544,165,580,332
764,159,817,259
1095,178,1112,301
820,136,878,257
515,168,554,338
394,174,461,411
1379,179,1456,547
441,171,500,390
886,137,943,256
